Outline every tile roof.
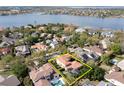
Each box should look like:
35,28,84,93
0,75,20,86
56,54,82,70
34,79,51,86
105,72,124,84
31,43,47,51
56,54,72,66
117,60,124,70
83,45,104,55
0,48,10,54
29,63,54,82
67,61,82,70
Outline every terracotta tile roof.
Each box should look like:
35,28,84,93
56,54,72,66
31,43,47,51
105,72,124,84
29,63,54,82
0,48,10,54
56,54,82,70
34,79,51,86
67,61,82,70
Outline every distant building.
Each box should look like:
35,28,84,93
100,38,111,50
75,28,86,33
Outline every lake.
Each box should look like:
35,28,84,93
0,13,124,30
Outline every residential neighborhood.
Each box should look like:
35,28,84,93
0,22,124,86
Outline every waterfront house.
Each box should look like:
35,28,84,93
101,32,114,38
75,28,86,33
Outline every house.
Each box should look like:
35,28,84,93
0,42,11,48
56,54,82,72
100,38,111,49
109,66,121,74
0,36,15,47
83,45,104,56
9,32,23,39
68,45,82,53
101,32,114,38
29,63,54,86
105,72,124,86
117,60,124,70
68,46,99,62
0,48,11,56
31,32,39,37
50,38,58,49
34,79,51,86
38,26,46,31
52,26,60,31
47,34,52,39
31,43,48,52
60,35,71,42
40,33,47,38
24,25,32,29
75,28,86,33
15,45,30,56
0,75,20,86
64,25,76,32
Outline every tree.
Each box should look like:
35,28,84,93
100,54,111,65
22,76,33,86
1,55,14,64
84,65,105,81
11,63,28,78
25,36,39,44
110,43,121,54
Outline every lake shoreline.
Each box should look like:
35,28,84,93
0,13,124,30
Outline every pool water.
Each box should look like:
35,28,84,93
51,78,64,86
